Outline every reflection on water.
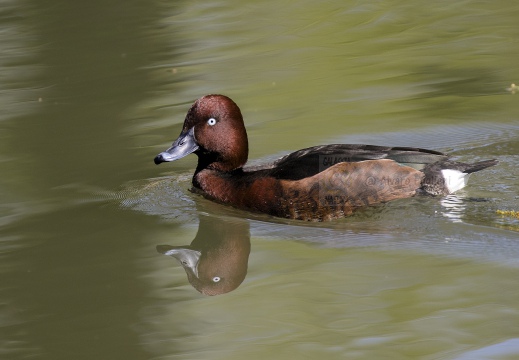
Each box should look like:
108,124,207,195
157,215,250,295
439,194,467,223
150,187,518,297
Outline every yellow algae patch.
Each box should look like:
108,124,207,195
496,210,519,219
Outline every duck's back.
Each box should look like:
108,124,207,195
246,144,448,181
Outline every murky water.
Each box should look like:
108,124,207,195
1,0,518,359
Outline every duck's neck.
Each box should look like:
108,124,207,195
192,167,245,202
194,150,247,175
192,166,284,218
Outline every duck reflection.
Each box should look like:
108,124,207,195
157,215,250,296
440,194,466,223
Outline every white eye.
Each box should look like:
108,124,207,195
207,118,217,126
212,276,221,283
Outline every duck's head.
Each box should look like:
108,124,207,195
154,95,249,172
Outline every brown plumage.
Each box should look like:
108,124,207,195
154,95,498,221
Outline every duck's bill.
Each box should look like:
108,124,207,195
154,127,199,164
157,245,201,278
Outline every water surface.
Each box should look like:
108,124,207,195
1,0,518,359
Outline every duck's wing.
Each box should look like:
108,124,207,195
248,144,448,181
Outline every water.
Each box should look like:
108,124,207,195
1,0,518,359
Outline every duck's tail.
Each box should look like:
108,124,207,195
420,159,498,196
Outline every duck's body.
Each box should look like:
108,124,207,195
154,95,497,221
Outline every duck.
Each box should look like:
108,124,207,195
154,94,498,221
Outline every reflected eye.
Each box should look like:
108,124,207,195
207,118,217,126
212,276,221,283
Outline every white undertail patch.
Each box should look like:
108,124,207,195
441,169,470,194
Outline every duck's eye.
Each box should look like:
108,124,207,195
207,118,217,126
212,276,221,283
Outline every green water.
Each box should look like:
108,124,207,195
1,0,518,359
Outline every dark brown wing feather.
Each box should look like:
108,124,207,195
246,144,448,181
